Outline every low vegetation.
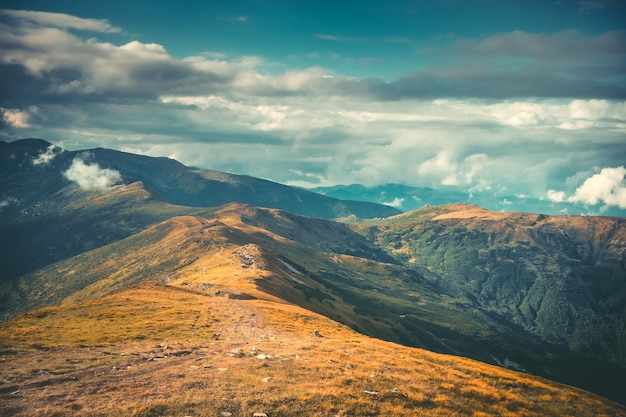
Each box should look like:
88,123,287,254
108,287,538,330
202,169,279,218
1,283,624,416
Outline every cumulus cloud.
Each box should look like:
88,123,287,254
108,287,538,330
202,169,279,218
547,167,626,209
546,190,567,203
383,197,405,208
63,153,122,190
31,144,62,166
416,152,490,188
568,167,626,208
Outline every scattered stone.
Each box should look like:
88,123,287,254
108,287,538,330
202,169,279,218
253,413,268,417
344,363,353,369
218,368,228,371
228,348,245,358
364,390,378,395
220,412,232,417
313,329,321,337
261,376,272,383
295,354,301,360
387,388,408,398
328,359,336,363
170,350,192,357
204,364,213,369
257,354,268,360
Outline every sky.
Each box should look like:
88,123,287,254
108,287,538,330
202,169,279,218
1,0,625,212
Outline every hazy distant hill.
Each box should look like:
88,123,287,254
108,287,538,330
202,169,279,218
309,183,626,216
1,139,625,405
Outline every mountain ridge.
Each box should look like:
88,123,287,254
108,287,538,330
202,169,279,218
0,138,399,280
1,139,400,219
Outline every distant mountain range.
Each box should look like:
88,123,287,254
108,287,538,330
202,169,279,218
1,139,625,406
0,139,398,280
309,183,626,217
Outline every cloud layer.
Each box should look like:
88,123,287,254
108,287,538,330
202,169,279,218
1,8,625,212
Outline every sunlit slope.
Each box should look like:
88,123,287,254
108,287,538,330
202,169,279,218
1,283,624,417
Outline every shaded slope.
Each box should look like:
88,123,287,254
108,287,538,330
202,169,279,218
89,146,399,219
357,203,626,402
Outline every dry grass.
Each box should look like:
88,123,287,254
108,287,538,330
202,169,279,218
1,283,624,417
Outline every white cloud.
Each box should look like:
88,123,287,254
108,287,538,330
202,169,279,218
32,144,62,166
383,197,405,208
416,152,491,188
418,152,459,186
568,166,626,209
63,154,122,190
546,190,567,203
547,167,626,209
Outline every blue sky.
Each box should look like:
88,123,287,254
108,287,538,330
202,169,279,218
1,0,625,213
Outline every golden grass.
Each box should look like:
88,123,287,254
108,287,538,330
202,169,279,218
1,283,623,417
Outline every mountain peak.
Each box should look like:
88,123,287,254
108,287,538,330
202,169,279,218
0,138,55,155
